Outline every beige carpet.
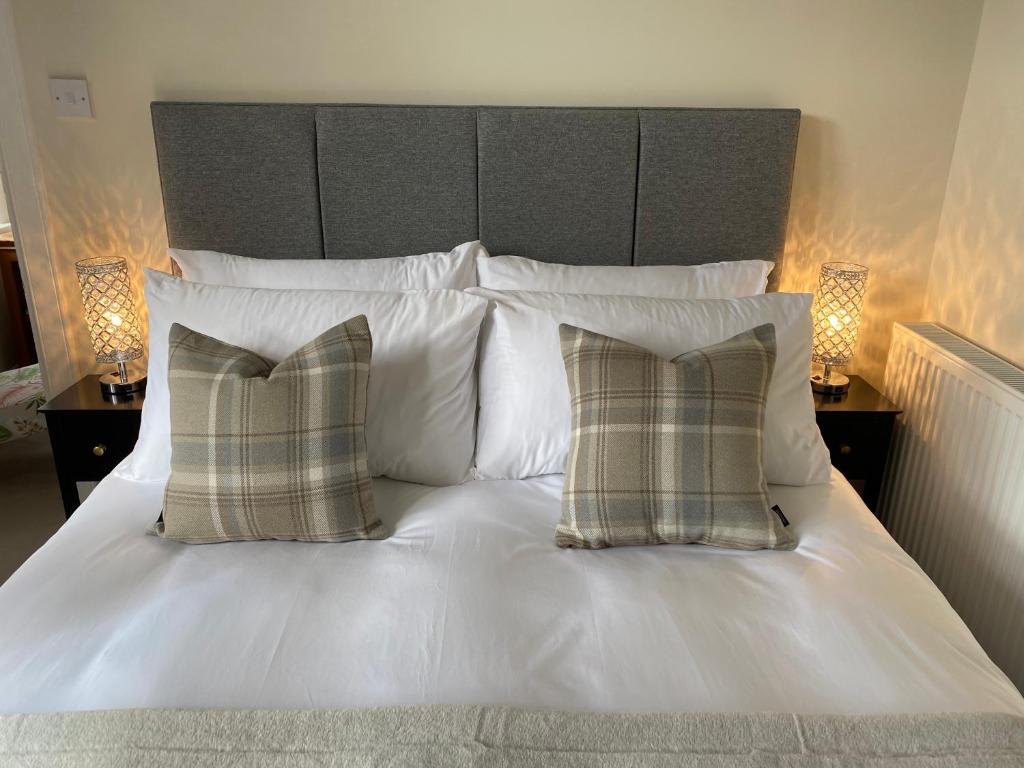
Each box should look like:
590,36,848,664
0,431,66,585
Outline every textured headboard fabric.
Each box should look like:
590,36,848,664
152,103,800,272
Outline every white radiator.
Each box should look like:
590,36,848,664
881,322,1024,692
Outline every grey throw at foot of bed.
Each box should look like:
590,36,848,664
1,705,1022,767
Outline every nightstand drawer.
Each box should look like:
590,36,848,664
813,376,901,515
46,412,140,480
40,375,146,518
815,418,880,477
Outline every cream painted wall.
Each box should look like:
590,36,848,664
925,0,1024,369
10,0,984,391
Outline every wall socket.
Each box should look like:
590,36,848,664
50,78,93,118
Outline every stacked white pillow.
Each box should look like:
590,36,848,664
477,253,773,298
129,242,490,486
123,271,487,487
466,288,831,487
171,241,483,290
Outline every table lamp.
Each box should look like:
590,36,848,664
810,262,868,395
75,256,147,398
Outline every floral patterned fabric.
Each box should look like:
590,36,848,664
0,364,46,444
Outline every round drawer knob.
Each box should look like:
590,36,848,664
92,443,107,457
839,444,853,456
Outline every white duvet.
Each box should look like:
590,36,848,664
0,467,1021,716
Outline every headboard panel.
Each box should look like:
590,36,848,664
152,104,323,260
316,106,478,259
152,103,799,272
478,108,638,266
634,110,799,268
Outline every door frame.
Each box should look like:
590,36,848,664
0,0,73,393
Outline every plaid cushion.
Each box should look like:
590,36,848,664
158,316,384,543
557,323,792,550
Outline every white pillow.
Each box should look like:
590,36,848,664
476,253,773,298
122,271,488,486
467,289,830,486
171,241,484,290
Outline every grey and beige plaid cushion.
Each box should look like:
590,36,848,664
557,323,792,550
158,316,385,543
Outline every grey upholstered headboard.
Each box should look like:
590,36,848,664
151,103,799,276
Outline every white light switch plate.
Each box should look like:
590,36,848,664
50,78,93,118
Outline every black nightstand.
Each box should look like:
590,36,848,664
814,375,901,514
40,375,144,518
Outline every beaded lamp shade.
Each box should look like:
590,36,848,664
75,256,146,398
811,262,868,367
75,256,143,364
75,256,144,364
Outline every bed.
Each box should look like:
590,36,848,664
2,467,1022,716
0,104,1021,765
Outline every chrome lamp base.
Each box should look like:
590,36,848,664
811,363,850,395
99,361,147,400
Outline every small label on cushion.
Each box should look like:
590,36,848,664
771,504,790,527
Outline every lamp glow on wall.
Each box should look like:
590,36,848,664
75,256,147,398
810,261,869,395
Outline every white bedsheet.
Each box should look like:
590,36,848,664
0,467,1021,716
